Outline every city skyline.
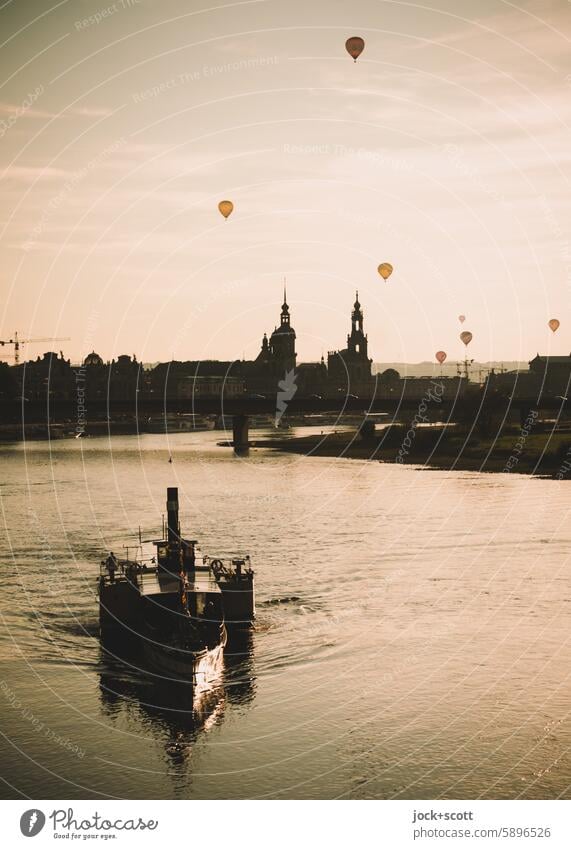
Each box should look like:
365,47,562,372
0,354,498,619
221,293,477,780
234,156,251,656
1,0,569,365
0,282,567,367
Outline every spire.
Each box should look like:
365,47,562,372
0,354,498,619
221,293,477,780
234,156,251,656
279,277,290,326
351,291,364,337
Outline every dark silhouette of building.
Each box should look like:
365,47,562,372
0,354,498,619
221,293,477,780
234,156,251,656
257,287,296,375
15,351,74,400
150,291,371,399
147,289,301,399
327,292,374,395
296,359,328,396
0,361,17,400
78,351,141,401
6,291,376,401
109,354,141,400
4,296,569,409
486,354,571,400
178,375,245,398
529,354,571,397
84,351,104,368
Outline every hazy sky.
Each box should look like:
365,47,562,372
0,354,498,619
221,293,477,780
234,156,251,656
0,0,569,365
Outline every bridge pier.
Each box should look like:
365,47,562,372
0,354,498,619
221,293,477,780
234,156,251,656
358,419,376,442
232,414,250,455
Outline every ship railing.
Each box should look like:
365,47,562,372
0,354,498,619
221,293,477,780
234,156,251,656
99,556,158,584
205,555,254,581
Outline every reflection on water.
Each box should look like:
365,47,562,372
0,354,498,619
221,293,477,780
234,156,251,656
98,632,255,768
0,431,569,799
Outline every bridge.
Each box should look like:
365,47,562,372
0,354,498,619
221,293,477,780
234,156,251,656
2,391,567,452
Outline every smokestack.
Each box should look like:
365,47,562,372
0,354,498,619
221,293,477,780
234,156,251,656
166,487,180,544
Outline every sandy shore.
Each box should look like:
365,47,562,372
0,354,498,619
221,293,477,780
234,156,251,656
260,426,571,478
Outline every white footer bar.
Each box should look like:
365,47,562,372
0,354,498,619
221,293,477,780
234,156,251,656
2,799,569,848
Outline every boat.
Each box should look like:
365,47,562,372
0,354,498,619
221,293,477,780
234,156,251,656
98,487,255,679
142,616,227,681
144,414,215,433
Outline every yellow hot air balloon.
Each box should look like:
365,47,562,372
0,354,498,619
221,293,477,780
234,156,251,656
435,351,447,365
548,318,560,333
345,36,365,62
458,314,466,323
460,331,473,347
218,200,233,219
377,262,393,280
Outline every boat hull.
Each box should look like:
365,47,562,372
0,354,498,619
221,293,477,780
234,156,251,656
142,625,227,682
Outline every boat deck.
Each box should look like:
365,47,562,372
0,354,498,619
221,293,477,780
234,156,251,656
136,568,221,598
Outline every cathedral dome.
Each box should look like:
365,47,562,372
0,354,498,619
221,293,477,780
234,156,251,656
83,351,103,366
271,322,295,337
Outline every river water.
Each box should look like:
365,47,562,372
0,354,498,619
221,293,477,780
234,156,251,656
0,430,569,799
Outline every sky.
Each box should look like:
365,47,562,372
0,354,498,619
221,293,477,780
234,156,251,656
0,0,570,365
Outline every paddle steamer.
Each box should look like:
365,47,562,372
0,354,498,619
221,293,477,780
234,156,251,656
98,487,254,678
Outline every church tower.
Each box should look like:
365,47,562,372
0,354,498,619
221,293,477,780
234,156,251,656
347,291,368,359
327,291,373,394
255,332,272,365
269,285,296,373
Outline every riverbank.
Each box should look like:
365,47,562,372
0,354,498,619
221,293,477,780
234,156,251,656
0,420,142,441
262,425,571,478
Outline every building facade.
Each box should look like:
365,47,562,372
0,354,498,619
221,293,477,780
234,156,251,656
486,354,571,400
6,292,375,401
327,292,374,396
256,288,297,376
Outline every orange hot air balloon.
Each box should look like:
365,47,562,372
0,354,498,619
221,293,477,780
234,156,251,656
377,262,393,280
548,318,560,333
458,314,466,323
345,36,365,62
460,331,473,347
218,200,233,219
435,351,447,365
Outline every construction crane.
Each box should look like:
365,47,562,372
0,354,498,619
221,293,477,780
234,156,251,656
0,331,71,364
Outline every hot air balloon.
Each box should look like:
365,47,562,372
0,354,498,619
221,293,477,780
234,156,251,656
458,315,466,323
435,351,447,365
218,200,233,219
548,318,560,333
377,262,393,280
460,331,473,347
345,36,365,62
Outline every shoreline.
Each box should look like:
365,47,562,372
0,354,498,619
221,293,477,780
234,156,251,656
260,428,571,479
2,421,570,480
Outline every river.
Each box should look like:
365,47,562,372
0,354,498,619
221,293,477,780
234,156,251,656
0,430,569,799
